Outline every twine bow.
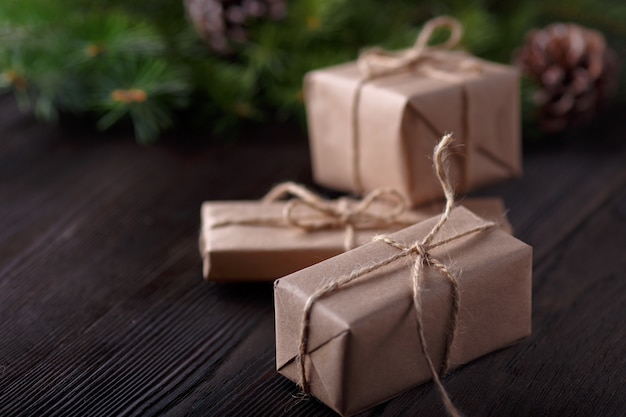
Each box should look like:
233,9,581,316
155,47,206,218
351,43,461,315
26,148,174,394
296,133,496,417
263,182,409,250
211,182,411,251
358,15,464,78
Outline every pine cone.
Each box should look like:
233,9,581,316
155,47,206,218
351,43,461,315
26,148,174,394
515,23,620,133
184,0,287,53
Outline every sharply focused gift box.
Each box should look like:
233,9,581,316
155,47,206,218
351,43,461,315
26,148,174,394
274,206,532,416
200,196,512,282
305,44,521,206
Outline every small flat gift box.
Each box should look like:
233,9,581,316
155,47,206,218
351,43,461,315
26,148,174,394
305,17,521,206
199,186,512,282
274,206,532,416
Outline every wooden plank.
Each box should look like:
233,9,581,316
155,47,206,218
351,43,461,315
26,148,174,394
0,101,314,416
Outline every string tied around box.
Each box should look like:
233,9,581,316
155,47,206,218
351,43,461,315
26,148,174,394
296,133,496,417
211,182,413,251
350,15,482,194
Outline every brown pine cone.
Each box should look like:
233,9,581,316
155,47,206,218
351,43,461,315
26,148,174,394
184,0,287,53
515,23,620,133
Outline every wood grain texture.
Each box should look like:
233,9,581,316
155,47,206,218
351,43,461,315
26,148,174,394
0,94,625,417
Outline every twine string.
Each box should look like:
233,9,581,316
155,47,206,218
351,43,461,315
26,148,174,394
296,133,495,417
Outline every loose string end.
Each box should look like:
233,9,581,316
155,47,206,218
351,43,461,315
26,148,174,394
432,373,465,417
291,390,312,404
422,132,456,246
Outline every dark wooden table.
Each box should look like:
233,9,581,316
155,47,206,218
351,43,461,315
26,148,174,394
1,94,625,417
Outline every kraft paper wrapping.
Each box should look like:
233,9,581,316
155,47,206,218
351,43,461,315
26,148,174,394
305,55,521,206
200,197,512,282
274,207,532,416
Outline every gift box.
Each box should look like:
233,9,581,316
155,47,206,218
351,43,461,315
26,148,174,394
200,188,512,282
305,17,521,206
274,206,532,416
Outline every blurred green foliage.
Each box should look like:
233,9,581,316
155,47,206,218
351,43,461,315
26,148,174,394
0,0,624,142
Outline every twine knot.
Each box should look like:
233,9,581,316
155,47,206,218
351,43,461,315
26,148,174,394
336,198,352,225
413,242,430,261
373,235,429,259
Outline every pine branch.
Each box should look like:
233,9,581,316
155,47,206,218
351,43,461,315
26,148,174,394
0,0,624,142
93,58,191,144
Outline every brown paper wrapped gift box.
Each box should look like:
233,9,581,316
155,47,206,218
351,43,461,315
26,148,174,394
200,197,512,282
305,53,521,207
274,207,532,416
